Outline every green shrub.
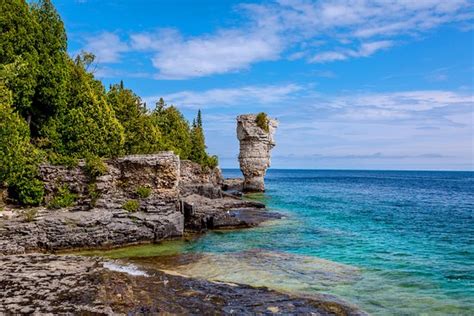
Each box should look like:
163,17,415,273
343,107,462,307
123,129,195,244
48,185,77,209
87,183,100,207
203,155,219,169
10,178,45,206
23,208,38,222
123,199,139,212
255,112,269,133
84,155,108,179
135,186,151,199
0,88,44,206
45,151,79,168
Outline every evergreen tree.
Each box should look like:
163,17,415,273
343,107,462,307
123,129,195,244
30,0,69,135
189,110,207,164
107,82,162,154
42,56,125,158
152,102,191,159
0,0,40,121
0,83,44,205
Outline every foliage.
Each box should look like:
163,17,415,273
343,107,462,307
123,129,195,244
43,151,79,168
87,183,100,207
203,155,219,169
84,155,108,179
47,185,77,209
23,208,38,222
41,57,125,158
123,199,140,212
0,84,44,206
135,186,151,199
153,100,191,159
29,0,69,135
0,0,220,208
0,0,39,121
0,0,69,135
107,82,162,154
255,112,269,133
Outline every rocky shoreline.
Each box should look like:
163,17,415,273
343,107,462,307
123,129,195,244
0,254,365,315
0,153,365,314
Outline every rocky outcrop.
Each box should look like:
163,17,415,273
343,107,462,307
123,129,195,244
179,160,223,199
0,152,277,254
181,194,280,231
40,152,180,213
237,114,278,192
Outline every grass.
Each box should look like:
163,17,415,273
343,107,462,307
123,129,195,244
123,199,140,212
48,185,77,209
136,186,151,199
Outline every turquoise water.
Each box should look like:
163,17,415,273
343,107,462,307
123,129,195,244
100,170,474,314
195,170,474,314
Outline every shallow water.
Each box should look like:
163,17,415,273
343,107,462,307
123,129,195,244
88,169,474,315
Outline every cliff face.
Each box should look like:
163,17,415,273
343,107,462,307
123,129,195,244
0,152,273,254
237,114,278,192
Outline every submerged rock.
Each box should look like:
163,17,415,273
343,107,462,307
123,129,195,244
237,114,278,192
0,254,366,315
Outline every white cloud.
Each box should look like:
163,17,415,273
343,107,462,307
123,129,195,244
130,28,282,79
83,32,129,63
310,40,394,63
79,0,472,77
144,84,302,109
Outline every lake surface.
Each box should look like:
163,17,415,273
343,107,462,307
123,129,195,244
95,169,474,315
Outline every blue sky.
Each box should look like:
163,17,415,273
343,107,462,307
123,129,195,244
56,0,473,170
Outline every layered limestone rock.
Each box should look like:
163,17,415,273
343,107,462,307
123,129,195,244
1,152,277,254
237,114,278,192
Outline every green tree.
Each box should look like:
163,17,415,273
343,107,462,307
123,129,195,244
107,82,162,154
189,111,207,164
30,0,69,135
152,101,191,159
0,83,44,205
42,56,125,158
0,0,40,121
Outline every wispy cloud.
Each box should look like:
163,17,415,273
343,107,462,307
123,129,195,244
310,40,394,63
82,32,129,63
144,84,302,109
78,0,472,78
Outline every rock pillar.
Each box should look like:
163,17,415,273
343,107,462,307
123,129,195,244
237,114,278,192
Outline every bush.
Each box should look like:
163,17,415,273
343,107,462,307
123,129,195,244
9,178,44,206
23,208,38,222
87,183,100,207
203,155,219,169
0,89,44,206
45,151,79,168
123,199,139,212
255,112,269,133
135,186,151,199
84,155,108,179
48,185,77,209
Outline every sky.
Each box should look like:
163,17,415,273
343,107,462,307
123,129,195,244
56,0,473,170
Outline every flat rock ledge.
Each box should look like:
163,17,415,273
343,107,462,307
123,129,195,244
0,195,278,255
0,254,365,315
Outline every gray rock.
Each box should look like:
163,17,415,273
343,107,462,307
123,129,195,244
237,114,278,192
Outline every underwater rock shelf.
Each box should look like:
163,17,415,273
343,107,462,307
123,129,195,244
0,254,365,315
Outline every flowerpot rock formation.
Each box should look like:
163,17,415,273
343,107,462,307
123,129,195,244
237,114,278,192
